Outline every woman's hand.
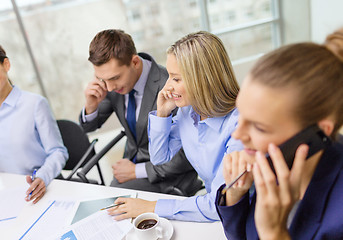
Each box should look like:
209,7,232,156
156,83,177,117
107,198,157,220
25,176,46,204
223,151,254,206
253,143,308,240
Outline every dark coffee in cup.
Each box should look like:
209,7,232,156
137,219,157,230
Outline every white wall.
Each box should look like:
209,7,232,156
311,0,343,43
281,0,312,44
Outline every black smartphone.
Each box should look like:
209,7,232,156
266,125,331,174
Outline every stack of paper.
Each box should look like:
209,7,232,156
57,210,132,240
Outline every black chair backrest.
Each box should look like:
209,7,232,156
57,119,95,170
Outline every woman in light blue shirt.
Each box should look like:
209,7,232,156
0,45,68,203
109,31,242,222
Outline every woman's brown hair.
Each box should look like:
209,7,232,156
0,45,7,63
250,28,343,137
0,45,12,86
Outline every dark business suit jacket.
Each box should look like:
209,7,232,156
80,53,200,196
215,141,343,240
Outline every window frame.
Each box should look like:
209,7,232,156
199,0,282,64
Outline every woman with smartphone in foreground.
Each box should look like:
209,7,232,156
215,29,343,239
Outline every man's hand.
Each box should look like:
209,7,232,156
112,158,136,183
84,76,108,114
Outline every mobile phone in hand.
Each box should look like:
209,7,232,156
266,125,331,174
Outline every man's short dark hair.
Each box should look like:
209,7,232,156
88,29,137,66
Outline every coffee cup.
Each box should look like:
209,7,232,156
133,212,163,240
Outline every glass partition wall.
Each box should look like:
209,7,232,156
0,0,281,120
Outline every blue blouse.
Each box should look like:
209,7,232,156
0,86,68,186
148,106,242,222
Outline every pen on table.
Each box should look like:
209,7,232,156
100,202,125,211
221,169,248,195
28,169,37,200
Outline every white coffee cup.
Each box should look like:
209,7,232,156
133,212,163,240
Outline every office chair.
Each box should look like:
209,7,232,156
57,119,104,185
163,174,204,197
77,130,203,197
77,130,126,184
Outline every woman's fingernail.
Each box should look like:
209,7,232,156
247,163,252,172
253,162,259,171
301,145,309,154
269,143,277,152
256,151,263,160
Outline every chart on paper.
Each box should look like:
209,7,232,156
56,210,132,240
19,200,78,240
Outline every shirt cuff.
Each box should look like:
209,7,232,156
82,107,98,123
36,171,49,187
135,162,148,178
155,199,176,219
148,111,173,132
215,184,250,211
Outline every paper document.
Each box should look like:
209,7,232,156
72,195,133,224
55,210,133,240
0,186,27,222
19,200,78,240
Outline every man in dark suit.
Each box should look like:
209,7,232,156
79,29,202,195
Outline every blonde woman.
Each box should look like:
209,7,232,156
108,31,242,222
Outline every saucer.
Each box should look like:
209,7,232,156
126,217,173,240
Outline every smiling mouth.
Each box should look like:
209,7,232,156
172,93,181,98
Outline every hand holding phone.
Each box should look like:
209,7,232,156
221,125,331,195
266,125,331,174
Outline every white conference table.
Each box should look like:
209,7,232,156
0,172,226,240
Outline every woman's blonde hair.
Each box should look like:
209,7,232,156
167,31,239,117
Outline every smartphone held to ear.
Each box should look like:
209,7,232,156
221,125,332,195
266,125,332,173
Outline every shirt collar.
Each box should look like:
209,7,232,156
190,107,227,132
203,115,227,132
133,57,152,96
3,86,20,108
